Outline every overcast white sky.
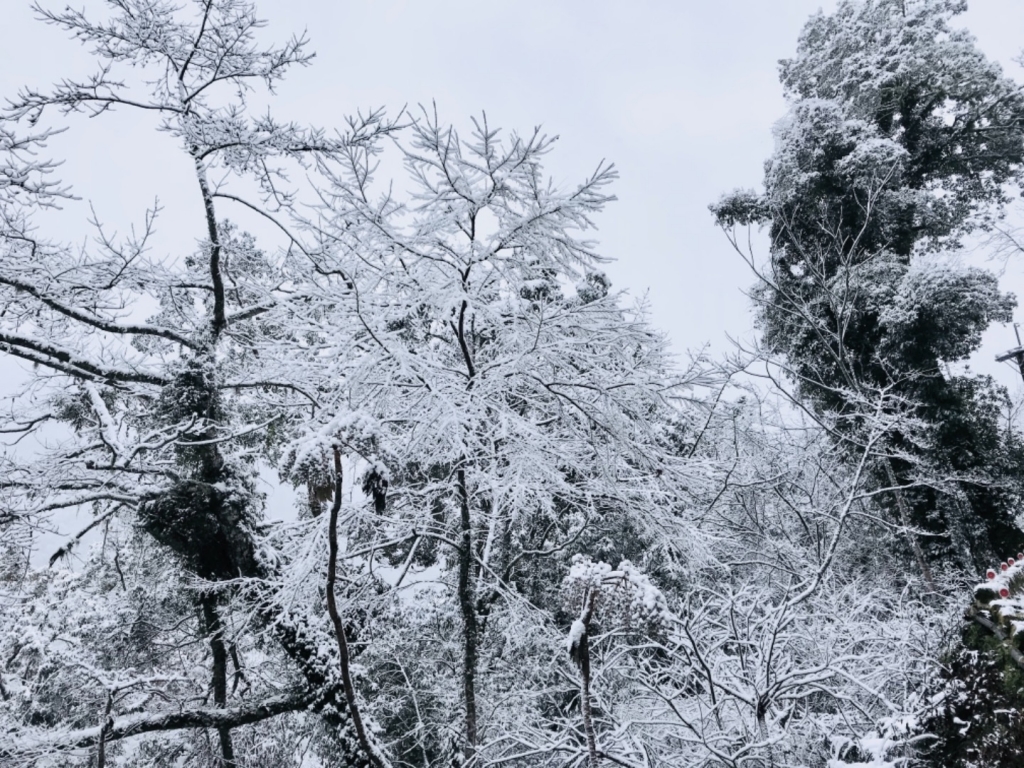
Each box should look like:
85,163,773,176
2,0,1023,385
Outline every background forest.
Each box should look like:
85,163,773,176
2,1,1024,766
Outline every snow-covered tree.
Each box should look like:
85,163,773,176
275,110,714,765
0,1,397,765
713,0,1024,572
534,388,952,767
710,2,1024,764
5,1,1017,766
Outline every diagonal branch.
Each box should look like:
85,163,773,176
0,331,168,386
0,271,196,348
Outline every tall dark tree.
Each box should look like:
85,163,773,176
714,0,1024,572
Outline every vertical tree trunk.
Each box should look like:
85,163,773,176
756,698,774,768
192,155,226,339
325,446,387,768
573,590,600,768
95,691,113,768
201,595,236,767
457,466,479,763
883,458,937,593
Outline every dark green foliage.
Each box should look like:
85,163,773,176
138,356,263,580
890,374,1024,567
920,622,1024,767
138,469,260,580
713,0,1024,568
576,271,611,305
779,0,1024,240
361,468,389,516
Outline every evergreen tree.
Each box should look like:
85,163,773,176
713,0,1024,571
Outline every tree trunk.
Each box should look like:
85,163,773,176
756,698,774,768
883,458,937,593
95,692,113,768
325,446,386,768
456,466,479,763
201,595,236,767
577,592,600,768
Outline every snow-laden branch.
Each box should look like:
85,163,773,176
1,692,314,757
